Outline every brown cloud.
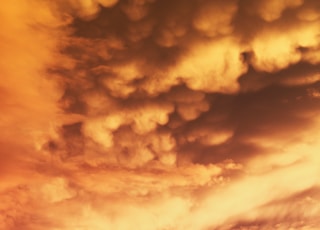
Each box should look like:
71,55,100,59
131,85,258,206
1,0,320,229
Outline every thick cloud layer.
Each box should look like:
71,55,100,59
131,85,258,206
1,0,320,229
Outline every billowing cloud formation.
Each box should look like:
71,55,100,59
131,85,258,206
1,0,320,229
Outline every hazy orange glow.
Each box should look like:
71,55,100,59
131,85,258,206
1,0,320,229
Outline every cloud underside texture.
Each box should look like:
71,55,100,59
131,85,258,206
0,0,320,229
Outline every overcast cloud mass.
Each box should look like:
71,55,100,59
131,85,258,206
1,0,320,229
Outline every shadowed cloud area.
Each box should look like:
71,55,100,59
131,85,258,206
0,0,320,229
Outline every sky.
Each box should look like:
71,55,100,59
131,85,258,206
0,0,320,229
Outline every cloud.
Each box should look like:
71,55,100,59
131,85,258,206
1,0,320,229
254,0,304,22
171,37,248,93
250,21,320,72
192,0,237,36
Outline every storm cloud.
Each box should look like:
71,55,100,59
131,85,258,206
1,0,320,229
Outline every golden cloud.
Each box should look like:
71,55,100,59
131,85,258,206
1,0,320,229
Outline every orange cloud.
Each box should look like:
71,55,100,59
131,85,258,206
1,0,320,229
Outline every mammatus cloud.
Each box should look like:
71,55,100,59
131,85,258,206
0,0,320,229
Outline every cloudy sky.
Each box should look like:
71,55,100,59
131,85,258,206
0,0,320,229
